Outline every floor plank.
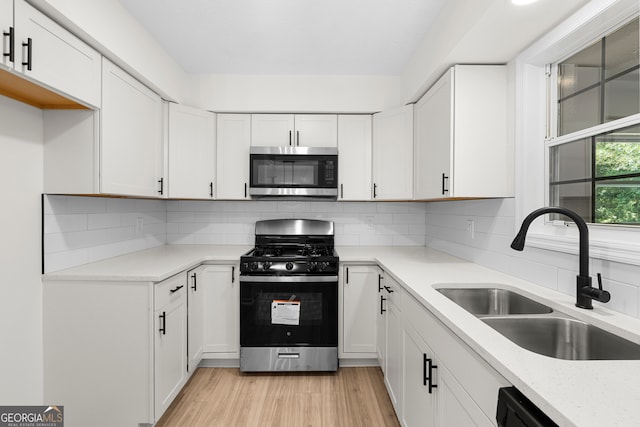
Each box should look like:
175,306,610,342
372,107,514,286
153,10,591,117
156,367,400,427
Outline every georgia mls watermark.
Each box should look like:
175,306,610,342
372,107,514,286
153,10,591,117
0,406,63,427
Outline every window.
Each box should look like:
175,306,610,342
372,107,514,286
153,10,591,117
549,17,640,224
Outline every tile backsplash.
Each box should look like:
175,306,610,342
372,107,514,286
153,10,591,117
44,196,427,272
43,195,167,273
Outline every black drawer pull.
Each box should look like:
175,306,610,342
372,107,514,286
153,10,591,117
170,285,184,294
191,273,197,291
159,311,166,335
22,37,32,70
424,355,438,394
3,27,14,62
384,285,394,293
380,295,387,315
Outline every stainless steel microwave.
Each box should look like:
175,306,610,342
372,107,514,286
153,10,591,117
249,146,338,198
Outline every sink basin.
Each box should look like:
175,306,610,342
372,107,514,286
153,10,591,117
482,317,640,360
437,288,553,316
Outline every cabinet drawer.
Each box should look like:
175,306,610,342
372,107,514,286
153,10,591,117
383,274,402,310
155,273,187,310
404,292,510,421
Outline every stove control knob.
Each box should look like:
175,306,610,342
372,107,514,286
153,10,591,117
251,262,259,271
263,261,271,270
307,262,318,272
286,262,294,271
319,262,329,271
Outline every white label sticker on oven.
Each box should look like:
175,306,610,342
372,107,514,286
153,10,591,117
271,300,301,325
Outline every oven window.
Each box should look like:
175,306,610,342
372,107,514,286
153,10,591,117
240,281,338,347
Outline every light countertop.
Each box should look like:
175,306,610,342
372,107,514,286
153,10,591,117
43,244,640,426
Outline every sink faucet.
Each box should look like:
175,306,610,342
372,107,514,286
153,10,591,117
510,207,610,309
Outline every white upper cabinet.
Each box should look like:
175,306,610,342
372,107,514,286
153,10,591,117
101,58,164,197
293,114,338,147
167,103,216,199
372,104,414,200
9,0,101,107
338,115,372,200
1,1,13,71
217,114,251,200
414,65,511,200
251,114,338,147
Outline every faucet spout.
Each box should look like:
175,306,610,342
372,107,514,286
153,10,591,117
510,207,608,309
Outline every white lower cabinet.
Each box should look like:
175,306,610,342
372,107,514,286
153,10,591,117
154,274,188,419
376,270,387,372
202,264,240,358
402,325,436,427
340,264,379,358
187,266,205,371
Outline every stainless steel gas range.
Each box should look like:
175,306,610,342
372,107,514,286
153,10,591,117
239,219,339,372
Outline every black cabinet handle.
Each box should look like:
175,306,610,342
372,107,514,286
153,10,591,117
158,177,164,195
441,173,449,195
3,27,14,62
424,355,438,393
345,267,349,284
191,273,197,291
170,284,184,294
232,266,235,283
380,295,387,315
209,182,213,198
22,37,32,70
289,130,292,146
296,130,300,146
378,274,383,292
244,182,247,198
159,311,166,335
384,285,394,293
373,183,377,198
340,183,344,199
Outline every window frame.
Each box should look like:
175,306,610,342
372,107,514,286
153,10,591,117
514,0,640,267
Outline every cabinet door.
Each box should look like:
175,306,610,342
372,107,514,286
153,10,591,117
372,105,414,200
436,363,494,427
294,114,338,147
376,272,387,372
414,68,453,199
14,0,101,107
202,264,239,355
187,267,205,373
341,265,377,355
1,1,13,71
402,325,436,427
168,103,216,199
251,114,294,146
385,301,403,414
154,290,187,419
217,114,251,199
338,115,372,200
101,58,164,197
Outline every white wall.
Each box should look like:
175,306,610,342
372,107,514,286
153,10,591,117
425,198,640,319
0,96,43,403
194,74,402,113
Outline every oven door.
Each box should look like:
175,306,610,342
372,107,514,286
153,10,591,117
240,275,338,347
249,146,338,198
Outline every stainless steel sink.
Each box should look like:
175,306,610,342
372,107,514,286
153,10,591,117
482,316,640,360
437,288,553,316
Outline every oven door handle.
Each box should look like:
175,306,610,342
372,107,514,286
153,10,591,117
239,275,338,283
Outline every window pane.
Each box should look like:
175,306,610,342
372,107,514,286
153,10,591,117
550,138,591,182
604,68,640,122
604,18,639,78
595,177,640,224
549,182,593,222
558,40,602,99
595,125,640,177
558,87,600,135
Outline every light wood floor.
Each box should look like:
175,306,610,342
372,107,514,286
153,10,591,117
156,367,400,427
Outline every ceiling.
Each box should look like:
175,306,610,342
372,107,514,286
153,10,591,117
118,0,589,77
